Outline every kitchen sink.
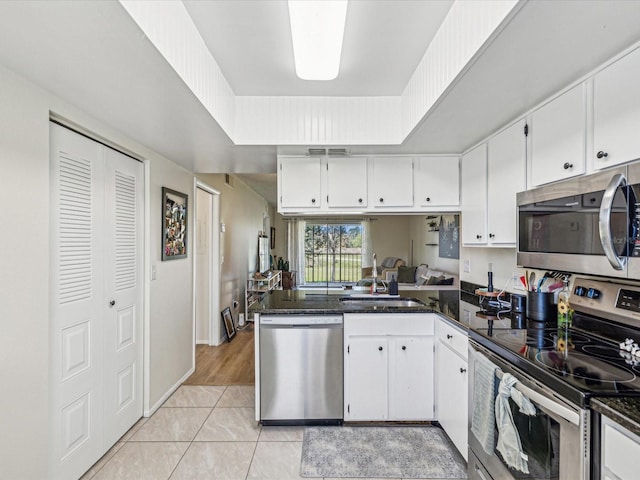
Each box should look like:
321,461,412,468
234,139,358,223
339,296,426,307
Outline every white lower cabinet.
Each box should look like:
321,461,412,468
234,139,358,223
344,313,435,421
389,336,435,420
436,318,469,460
601,415,640,480
346,336,389,420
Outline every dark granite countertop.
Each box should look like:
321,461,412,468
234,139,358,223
591,397,640,437
249,288,463,325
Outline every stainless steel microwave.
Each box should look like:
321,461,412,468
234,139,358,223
517,164,640,279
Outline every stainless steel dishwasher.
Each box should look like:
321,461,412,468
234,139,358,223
259,314,343,425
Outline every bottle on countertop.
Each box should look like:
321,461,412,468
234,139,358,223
557,276,573,329
388,275,398,296
277,257,284,270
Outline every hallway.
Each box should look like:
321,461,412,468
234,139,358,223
184,324,255,386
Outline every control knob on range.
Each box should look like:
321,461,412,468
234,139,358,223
573,286,601,299
587,288,601,299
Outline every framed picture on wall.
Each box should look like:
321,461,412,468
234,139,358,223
221,307,236,341
162,187,188,261
439,215,460,259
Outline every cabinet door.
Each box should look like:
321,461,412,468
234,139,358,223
487,120,526,245
345,336,388,420
461,144,488,245
594,47,640,169
327,157,368,208
415,156,460,207
436,342,468,460
530,84,585,186
389,336,434,420
371,157,414,208
279,156,322,209
601,416,640,480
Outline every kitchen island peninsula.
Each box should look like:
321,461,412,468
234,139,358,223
250,286,471,459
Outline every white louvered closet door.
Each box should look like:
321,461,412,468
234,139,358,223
103,147,144,448
49,123,143,480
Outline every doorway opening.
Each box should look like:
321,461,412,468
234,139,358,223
194,183,221,346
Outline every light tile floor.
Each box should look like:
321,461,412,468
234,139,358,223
81,385,451,480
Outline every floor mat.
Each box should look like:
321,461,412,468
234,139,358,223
300,425,467,478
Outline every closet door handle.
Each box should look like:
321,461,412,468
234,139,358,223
109,300,116,307
460,367,467,374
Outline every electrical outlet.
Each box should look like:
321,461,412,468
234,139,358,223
463,259,471,273
513,271,525,291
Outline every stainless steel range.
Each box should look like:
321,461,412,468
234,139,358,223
468,277,640,480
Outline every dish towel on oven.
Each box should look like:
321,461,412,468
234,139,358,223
470,352,498,454
495,372,537,474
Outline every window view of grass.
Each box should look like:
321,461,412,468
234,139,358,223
304,223,363,284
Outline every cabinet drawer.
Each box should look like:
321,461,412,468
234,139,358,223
437,318,468,359
344,313,435,336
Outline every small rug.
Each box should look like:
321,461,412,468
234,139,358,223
300,426,467,478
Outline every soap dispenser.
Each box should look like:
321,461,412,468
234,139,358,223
389,275,398,296
557,276,573,329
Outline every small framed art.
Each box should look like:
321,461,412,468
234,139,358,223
221,307,236,341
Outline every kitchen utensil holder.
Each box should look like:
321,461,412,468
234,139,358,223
527,291,557,322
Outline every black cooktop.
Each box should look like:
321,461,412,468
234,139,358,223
470,314,640,406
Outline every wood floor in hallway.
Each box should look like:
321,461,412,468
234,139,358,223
183,323,255,385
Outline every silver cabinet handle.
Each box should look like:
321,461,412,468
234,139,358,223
599,173,627,270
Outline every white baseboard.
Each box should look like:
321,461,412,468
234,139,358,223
144,366,195,417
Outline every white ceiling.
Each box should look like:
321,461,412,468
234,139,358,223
1,1,640,205
183,0,454,96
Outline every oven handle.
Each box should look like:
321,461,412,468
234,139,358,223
495,369,580,426
599,173,627,270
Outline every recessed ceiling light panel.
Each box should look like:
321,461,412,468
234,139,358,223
288,0,348,81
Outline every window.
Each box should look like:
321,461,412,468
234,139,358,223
304,222,363,285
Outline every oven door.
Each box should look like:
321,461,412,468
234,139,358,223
468,341,589,480
517,166,635,279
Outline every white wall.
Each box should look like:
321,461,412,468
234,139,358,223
459,242,517,292
0,64,195,478
409,215,460,275
196,174,271,332
0,63,51,480
148,160,194,408
369,216,411,264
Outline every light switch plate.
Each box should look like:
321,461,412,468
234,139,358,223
463,259,471,273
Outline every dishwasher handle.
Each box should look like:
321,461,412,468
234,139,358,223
260,315,343,327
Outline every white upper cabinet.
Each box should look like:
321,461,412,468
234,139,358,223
461,143,488,245
327,157,368,208
461,121,525,247
278,155,454,214
594,46,640,170
530,84,586,187
370,157,414,208
414,156,460,207
278,156,322,209
487,119,526,245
